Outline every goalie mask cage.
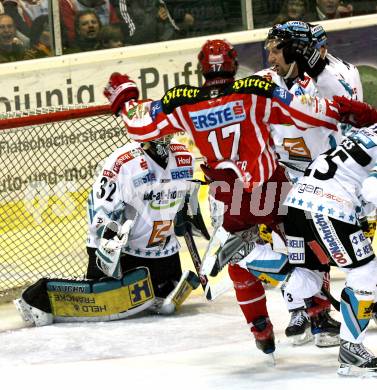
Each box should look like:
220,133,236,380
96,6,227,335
0,105,130,303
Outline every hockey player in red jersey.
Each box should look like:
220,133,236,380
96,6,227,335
103,39,341,355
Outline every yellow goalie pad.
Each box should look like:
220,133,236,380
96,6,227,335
47,267,154,321
172,279,196,309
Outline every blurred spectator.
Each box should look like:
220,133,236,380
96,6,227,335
112,0,180,44
315,0,353,20
98,24,125,48
274,0,311,24
2,0,32,37
21,0,48,20
222,0,243,32
0,13,27,62
59,0,120,45
165,0,228,38
2,0,47,39
64,9,102,53
352,0,377,15
252,0,285,28
23,14,52,60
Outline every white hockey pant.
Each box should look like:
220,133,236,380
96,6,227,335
282,268,324,311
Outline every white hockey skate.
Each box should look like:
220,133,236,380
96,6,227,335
338,339,377,377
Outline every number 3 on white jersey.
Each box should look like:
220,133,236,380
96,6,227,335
207,123,240,160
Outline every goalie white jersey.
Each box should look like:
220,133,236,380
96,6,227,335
255,67,351,180
87,141,195,258
284,123,377,223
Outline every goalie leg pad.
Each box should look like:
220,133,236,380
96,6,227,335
15,267,155,326
153,270,200,315
48,267,155,322
14,278,53,327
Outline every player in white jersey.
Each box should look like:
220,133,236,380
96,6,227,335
283,116,377,375
257,21,354,346
14,133,202,326
310,24,363,103
86,134,201,314
87,137,193,276
260,21,354,182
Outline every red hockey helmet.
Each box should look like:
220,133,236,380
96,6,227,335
198,39,238,79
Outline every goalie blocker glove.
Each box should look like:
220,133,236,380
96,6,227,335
103,72,139,115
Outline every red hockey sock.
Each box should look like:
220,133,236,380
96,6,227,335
307,296,331,317
228,263,269,332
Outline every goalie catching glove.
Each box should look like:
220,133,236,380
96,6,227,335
103,72,139,115
96,218,136,279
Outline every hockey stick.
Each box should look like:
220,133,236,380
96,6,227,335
321,286,340,312
183,223,209,293
183,223,231,301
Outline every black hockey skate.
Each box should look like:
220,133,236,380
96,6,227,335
252,316,275,355
285,309,313,345
311,310,340,348
338,339,377,377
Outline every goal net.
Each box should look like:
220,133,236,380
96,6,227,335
0,105,131,302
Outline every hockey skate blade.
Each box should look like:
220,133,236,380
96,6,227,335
291,328,314,346
337,364,377,378
315,333,340,348
267,352,276,367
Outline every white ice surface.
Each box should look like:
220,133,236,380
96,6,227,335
1,278,377,389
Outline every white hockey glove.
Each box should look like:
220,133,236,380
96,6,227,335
96,219,135,279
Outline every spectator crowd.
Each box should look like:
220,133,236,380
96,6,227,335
0,0,376,63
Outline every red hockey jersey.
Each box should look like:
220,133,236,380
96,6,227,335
121,75,339,188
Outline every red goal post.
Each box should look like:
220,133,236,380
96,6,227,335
0,104,131,302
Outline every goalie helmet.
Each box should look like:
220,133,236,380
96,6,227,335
198,39,238,79
142,134,174,163
265,20,312,50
